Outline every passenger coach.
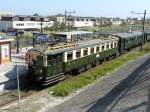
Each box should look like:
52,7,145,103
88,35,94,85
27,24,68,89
26,36,119,85
112,32,143,53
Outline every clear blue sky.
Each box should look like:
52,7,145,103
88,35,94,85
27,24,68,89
1,0,150,18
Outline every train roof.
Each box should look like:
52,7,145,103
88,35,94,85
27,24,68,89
112,32,142,38
28,37,118,55
53,31,93,35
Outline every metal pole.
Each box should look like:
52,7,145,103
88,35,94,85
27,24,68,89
16,65,21,112
65,10,67,32
100,18,102,34
33,34,35,47
126,17,128,32
141,10,146,50
41,20,43,33
16,30,19,53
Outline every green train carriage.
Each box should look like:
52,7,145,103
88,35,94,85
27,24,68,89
112,32,143,53
145,30,150,42
26,36,119,85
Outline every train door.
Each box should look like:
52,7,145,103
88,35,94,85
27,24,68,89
121,38,126,51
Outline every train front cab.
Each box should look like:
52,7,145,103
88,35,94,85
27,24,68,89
26,50,47,83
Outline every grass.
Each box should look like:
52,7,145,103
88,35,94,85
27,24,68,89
49,43,150,97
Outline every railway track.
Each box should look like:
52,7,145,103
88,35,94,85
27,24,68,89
0,89,34,107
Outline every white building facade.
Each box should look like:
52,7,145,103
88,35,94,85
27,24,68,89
0,20,54,31
73,17,94,28
110,18,123,25
0,16,54,31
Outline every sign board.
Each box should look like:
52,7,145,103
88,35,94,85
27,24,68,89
1,44,10,64
36,34,49,41
7,31,17,36
33,33,49,45
7,30,24,36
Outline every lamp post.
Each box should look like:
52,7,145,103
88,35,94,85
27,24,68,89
64,10,75,32
16,30,19,53
40,18,44,33
131,10,147,50
99,18,102,34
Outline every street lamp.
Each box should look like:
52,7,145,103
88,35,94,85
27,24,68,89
64,10,75,32
40,17,44,33
16,30,19,53
131,10,147,50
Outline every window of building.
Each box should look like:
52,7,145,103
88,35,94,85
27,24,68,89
77,19,80,21
86,19,89,21
84,48,88,56
82,19,84,21
90,47,95,54
96,46,100,52
76,50,81,58
67,52,73,61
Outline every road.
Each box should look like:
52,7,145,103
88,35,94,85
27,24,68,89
46,53,150,112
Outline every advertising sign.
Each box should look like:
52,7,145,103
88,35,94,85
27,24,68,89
7,31,17,36
1,44,10,64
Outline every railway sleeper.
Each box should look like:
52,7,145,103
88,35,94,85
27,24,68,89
42,73,66,85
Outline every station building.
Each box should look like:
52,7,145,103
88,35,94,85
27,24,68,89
0,16,54,32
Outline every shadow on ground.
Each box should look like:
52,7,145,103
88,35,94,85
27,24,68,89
86,57,150,112
3,65,28,90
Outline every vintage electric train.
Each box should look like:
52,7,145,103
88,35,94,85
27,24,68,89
25,31,150,85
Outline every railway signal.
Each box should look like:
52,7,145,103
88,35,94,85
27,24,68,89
64,10,76,32
131,10,147,50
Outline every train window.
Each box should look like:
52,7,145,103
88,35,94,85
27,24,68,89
84,48,88,56
90,47,94,54
111,43,113,48
101,46,105,51
67,52,73,61
47,55,56,65
96,46,100,52
106,44,109,49
76,50,81,58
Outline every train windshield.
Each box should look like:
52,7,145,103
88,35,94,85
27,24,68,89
26,51,44,66
33,56,43,65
